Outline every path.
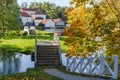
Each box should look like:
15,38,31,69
44,68,105,80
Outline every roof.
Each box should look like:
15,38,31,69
35,17,44,20
53,19,61,23
34,11,45,15
20,12,31,17
21,8,39,12
41,19,50,24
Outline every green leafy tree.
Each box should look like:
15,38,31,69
0,0,22,36
21,2,28,8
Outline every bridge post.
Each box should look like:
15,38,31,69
113,55,118,80
100,56,104,75
34,29,37,64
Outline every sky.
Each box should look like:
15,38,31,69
17,0,71,7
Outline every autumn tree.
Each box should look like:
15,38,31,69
63,7,73,22
65,0,120,57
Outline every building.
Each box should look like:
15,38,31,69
41,19,55,28
20,8,46,26
20,8,65,34
20,12,32,25
53,19,65,27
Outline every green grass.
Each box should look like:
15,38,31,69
0,35,68,54
0,68,62,80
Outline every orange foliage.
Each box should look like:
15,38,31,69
64,0,120,58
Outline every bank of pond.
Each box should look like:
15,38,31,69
0,50,63,80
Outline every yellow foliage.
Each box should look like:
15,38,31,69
65,0,120,58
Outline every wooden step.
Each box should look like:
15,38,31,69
37,53,59,55
35,41,60,68
37,50,58,53
36,61,60,67
37,59,60,62
37,56,60,60
37,56,59,58
37,46,58,48
37,54,59,57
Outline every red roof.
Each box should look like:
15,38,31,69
20,12,31,17
53,19,60,23
41,19,49,24
21,8,39,12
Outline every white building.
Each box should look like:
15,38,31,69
20,8,38,15
20,12,32,25
32,11,46,20
41,19,55,28
53,19,65,27
20,8,46,26
34,17,43,26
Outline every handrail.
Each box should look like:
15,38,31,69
53,33,62,63
34,29,37,63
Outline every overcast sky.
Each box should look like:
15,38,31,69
17,0,71,7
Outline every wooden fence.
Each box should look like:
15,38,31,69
66,55,118,79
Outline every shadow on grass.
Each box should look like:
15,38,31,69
0,68,62,80
2,35,53,40
21,35,53,40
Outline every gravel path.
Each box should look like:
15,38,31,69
44,68,105,80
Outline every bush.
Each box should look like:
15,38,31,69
5,30,23,36
37,31,54,36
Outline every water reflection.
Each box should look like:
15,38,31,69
0,50,34,75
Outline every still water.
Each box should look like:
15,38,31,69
0,51,34,75
0,50,67,75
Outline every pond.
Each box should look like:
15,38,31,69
0,49,67,76
0,50,34,75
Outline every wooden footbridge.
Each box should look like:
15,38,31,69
34,32,61,68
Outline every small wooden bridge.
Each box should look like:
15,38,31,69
34,32,61,68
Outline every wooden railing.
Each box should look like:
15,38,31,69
66,55,118,79
34,29,37,63
53,33,62,63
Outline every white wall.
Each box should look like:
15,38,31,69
21,17,32,25
55,20,65,26
45,20,55,27
34,20,42,26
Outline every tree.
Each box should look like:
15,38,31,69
105,0,120,24
39,22,44,30
65,0,120,57
21,2,28,8
63,7,73,22
0,0,15,36
29,1,38,8
42,2,58,19
0,0,22,36
28,1,66,19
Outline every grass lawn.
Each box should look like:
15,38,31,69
0,35,68,54
0,68,62,80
